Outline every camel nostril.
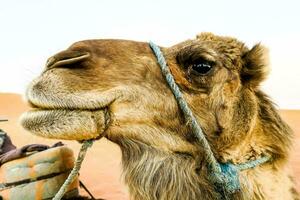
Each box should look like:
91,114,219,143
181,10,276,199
46,50,90,70
46,56,56,68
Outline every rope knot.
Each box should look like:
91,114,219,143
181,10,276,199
215,163,241,195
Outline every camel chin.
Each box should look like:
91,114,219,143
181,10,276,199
20,108,108,141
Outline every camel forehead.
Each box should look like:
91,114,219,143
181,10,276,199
169,33,248,64
68,39,155,58
197,32,246,50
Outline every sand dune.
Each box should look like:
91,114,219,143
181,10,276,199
0,93,299,199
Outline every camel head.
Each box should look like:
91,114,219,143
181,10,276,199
21,33,294,199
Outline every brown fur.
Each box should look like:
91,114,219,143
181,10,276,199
21,33,298,199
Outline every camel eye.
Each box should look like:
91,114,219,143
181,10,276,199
191,61,213,75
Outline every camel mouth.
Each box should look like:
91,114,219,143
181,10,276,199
21,100,111,141
20,85,123,140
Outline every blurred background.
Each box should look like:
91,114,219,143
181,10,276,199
0,1,299,199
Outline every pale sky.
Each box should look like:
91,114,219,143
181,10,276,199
0,0,299,109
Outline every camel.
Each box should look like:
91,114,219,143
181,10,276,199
21,32,299,200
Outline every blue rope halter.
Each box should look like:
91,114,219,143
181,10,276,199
149,41,271,197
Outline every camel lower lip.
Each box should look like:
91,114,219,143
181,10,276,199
20,108,108,141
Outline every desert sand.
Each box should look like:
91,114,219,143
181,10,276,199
0,93,299,199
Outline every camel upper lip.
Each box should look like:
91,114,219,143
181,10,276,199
27,105,104,111
25,91,114,111
26,99,107,111
25,84,123,111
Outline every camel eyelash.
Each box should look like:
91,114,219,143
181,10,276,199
177,48,216,67
177,53,215,69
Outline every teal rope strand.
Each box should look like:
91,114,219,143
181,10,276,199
52,140,93,200
149,41,222,174
236,155,271,171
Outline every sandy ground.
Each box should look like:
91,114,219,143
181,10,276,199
0,93,299,199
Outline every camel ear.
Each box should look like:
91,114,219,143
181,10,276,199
241,44,270,88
